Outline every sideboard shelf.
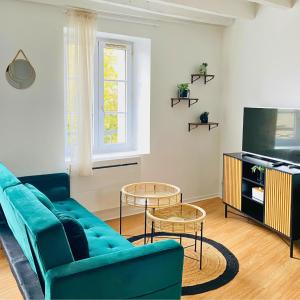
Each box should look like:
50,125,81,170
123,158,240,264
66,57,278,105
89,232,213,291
223,152,300,258
242,194,264,206
188,122,219,132
171,98,199,107
242,177,264,188
191,74,215,84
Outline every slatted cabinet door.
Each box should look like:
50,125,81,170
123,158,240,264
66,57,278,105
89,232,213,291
223,156,242,210
265,169,292,237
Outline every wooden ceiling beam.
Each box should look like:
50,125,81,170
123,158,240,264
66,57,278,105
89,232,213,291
148,0,257,20
20,0,234,26
247,0,293,8
90,0,234,25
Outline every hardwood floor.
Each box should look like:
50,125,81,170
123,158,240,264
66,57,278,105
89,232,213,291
1,197,300,299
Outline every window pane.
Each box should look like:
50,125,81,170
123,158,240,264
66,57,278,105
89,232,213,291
104,114,118,131
104,133,118,145
104,47,126,81
104,81,126,112
103,113,126,144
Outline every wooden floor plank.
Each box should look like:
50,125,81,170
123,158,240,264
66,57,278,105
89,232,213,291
1,197,300,299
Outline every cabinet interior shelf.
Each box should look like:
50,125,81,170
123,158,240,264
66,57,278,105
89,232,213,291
171,98,199,107
191,74,215,84
188,122,219,132
242,177,264,188
242,194,264,206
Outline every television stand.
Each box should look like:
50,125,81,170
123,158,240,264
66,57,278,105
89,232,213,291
223,152,300,258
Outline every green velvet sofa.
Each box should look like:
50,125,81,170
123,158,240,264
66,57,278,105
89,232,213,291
0,163,184,299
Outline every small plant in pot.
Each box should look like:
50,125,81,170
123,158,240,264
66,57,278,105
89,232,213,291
199,63,208,75
251,165,265,184
200,112,209,124
177,83,190,98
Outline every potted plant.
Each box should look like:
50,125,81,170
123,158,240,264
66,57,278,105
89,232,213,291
251,165,265,184
200,112,209,123
199,63,208,75
177,83,190,98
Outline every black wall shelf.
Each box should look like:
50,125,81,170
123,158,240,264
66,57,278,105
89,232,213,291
191,74,215,84
188,122,219,132
171,98,199,108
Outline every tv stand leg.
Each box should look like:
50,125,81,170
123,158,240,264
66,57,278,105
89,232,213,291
225,203,228,218
290,239,294,258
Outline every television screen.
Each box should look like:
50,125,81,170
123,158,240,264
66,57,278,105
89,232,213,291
243,107,300,165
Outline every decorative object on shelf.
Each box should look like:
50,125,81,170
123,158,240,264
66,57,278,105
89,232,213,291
171,97,199,108
251,165,265,184
199,62,208,75
177,83,190,98
200,112,209,124
252,187,264,204
188,122,219,132
5,49,36,89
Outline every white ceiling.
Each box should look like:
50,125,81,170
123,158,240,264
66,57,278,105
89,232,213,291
20,0,295,26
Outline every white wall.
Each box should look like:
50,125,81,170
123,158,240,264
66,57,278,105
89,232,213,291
221,3,300,156
0,0,223,215
0,0,65,176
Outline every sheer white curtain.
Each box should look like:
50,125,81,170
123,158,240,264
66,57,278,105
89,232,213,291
66,10,96,176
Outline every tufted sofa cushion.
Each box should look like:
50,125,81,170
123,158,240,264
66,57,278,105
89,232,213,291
53,198,133,257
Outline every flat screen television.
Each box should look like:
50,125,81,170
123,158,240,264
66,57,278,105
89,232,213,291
243,107,300,165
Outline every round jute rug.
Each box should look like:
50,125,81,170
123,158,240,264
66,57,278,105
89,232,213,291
128,232,239,295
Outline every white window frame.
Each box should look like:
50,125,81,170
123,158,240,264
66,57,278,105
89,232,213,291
93,38,134,155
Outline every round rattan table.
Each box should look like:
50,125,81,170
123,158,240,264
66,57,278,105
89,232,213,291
147,203,206,269
120,182,182,244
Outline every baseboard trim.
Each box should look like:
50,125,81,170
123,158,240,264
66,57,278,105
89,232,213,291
95,193,221,221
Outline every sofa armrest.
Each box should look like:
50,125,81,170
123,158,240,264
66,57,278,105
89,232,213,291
45,240,184,299
18,173,70,201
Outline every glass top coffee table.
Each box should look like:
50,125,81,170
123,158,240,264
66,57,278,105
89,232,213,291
146,203,206,269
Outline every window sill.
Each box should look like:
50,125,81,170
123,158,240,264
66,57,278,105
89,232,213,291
92,151,149,163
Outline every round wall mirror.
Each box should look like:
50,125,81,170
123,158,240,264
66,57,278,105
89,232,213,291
5,50,36,89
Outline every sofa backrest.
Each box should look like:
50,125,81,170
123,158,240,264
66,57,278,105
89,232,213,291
19,173,70,202
0,163,74,278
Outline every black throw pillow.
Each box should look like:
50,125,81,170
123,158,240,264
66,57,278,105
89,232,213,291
52,209,89,261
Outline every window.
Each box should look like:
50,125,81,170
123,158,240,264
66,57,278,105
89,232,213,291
65,32,151,160
94,39,133,154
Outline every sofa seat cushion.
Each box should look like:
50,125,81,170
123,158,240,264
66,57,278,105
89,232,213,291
53,198,133,257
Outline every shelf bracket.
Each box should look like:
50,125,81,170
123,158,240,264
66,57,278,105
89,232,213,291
191,74,215,84
171,98,181,107
191,74,200,84
171,98,199,108
188,122,219,132
205,75,215,84
209,123,218,131
188,124,198,132
188,99,198,107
